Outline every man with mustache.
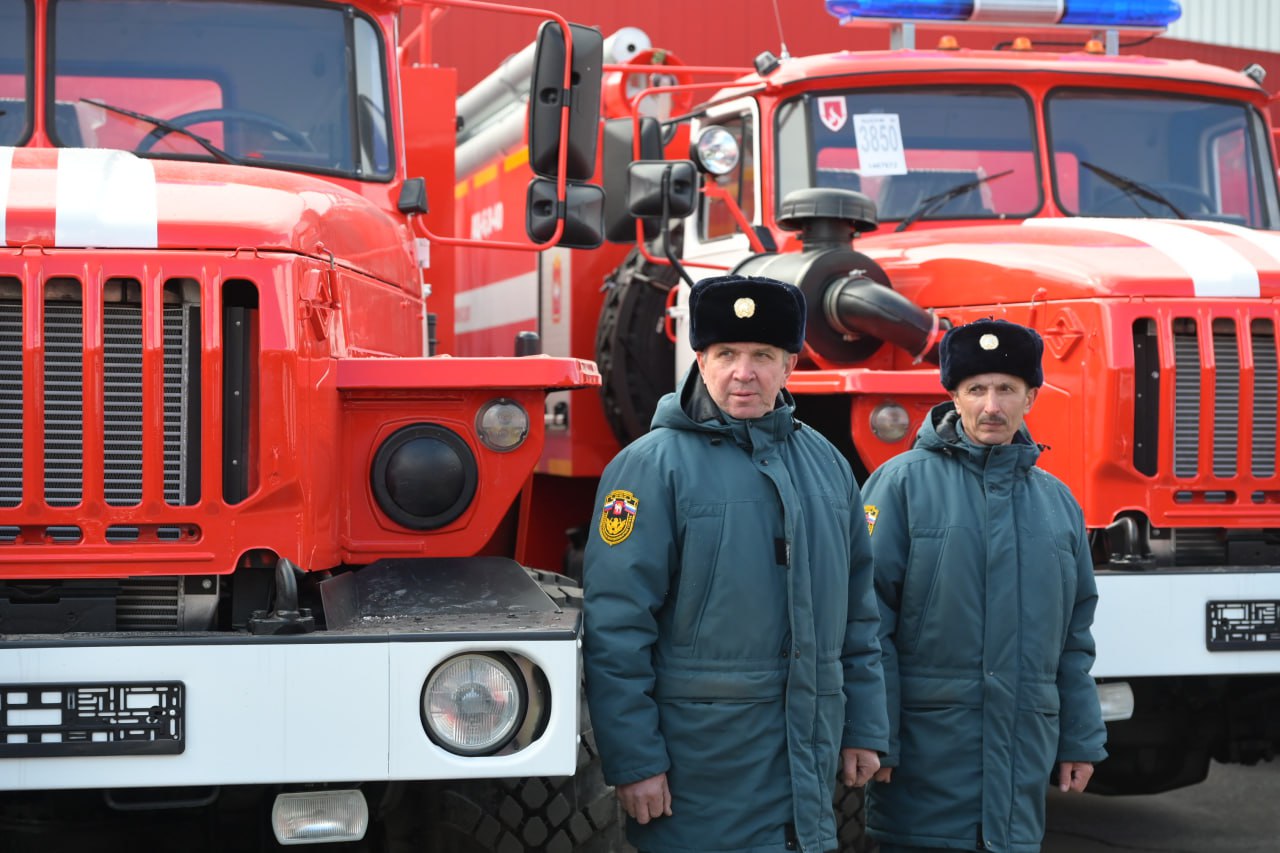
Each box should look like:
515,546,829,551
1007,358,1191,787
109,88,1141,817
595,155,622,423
860,318,1107,853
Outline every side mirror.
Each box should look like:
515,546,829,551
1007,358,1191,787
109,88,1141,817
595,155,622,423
526,178,605,249
603,117,663,244
527,22,604,181
627,160,698,220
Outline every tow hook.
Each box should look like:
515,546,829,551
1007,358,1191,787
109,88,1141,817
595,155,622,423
249,558,317,635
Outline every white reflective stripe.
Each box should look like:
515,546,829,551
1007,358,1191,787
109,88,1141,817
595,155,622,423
55,148,158,248
455,271,537,333
0,146,12,245
1029,217,1260,297
1187,219,1280,272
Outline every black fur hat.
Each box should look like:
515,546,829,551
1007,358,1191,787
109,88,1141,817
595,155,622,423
688,275,806,354
939,318,1044,390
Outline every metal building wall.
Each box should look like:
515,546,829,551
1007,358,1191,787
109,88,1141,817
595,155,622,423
1167,0,1280,54
433,1,1280,104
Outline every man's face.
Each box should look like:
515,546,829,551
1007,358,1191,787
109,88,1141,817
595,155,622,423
696,341,798,420
949,372,1038,446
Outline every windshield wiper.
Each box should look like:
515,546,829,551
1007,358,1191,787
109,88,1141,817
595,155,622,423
895,169,1013,232
80,98,239,165
1079,160,1187,219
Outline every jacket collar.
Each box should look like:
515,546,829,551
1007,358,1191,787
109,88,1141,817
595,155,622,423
918,401,1041,474
652,365,799,448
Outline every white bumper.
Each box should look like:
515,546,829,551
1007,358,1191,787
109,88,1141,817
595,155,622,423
0,634,580,791
1092,570,1280,678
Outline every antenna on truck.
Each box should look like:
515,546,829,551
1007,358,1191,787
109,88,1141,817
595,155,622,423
771,0,790,60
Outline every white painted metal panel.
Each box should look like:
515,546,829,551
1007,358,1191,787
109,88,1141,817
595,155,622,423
1092,572,1280,678
0,636,579,791
1167,0,1280,54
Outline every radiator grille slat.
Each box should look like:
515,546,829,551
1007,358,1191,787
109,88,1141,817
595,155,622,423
1172,324,1200,477
1212,322,1239,478
1251,323,1277,478
44,303,84,506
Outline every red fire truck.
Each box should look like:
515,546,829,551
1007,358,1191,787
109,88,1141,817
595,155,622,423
455,0,1280,808
0,1,625,850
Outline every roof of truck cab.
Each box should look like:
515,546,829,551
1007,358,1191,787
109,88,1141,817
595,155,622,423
732,48,1266,99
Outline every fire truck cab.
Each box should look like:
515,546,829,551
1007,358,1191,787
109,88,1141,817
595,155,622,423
0,1,620,850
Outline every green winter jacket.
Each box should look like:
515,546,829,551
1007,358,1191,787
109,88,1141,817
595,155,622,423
862,403,1107,853
583,368,889,853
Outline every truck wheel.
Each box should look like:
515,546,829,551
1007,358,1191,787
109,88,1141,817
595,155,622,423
594,245,680,447
393,728,627,853
835,783,876,852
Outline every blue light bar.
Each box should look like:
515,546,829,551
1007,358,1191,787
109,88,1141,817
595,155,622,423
1060,1,1181,27
825,0,1182,28
824,0,971,20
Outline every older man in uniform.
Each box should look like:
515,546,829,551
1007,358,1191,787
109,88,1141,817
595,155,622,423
862,318,1107,853
583,274,889,853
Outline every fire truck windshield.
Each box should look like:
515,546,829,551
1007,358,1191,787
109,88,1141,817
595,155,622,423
777,84,1279,230
0,0,394,181
776,86,1041,225
1046,90,1277,228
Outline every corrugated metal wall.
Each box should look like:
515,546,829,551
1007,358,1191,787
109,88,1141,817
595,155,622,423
1168,0,1280,54
431,1,1280,101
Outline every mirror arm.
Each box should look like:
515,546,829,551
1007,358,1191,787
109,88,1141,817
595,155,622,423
660,166,697,289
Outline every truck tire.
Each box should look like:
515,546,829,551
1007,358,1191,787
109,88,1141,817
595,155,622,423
381,570,629,853
594,245,680,447
834,783,876,853
395,727,627,853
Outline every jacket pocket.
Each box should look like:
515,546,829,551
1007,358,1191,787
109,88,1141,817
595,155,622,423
897,528,947,655
671,505,725,648
1020,534,1069,666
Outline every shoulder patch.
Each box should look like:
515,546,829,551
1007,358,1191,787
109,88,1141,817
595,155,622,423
864,504,879,536
599,489,639,546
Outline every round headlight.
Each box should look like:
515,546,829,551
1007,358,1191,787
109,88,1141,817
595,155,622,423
371,424,477,530
691,126,740,176
475,398,529,452
870,403,912,443
422,653,525,756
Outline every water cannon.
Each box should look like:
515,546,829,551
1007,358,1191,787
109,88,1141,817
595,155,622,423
732,188,942,368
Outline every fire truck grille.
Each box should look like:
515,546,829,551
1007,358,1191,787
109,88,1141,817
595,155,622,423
0,285,199,516
1135,315,1277,482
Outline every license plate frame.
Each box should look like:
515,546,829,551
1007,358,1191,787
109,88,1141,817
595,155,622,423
0,681,184,758
1206,600,1280,651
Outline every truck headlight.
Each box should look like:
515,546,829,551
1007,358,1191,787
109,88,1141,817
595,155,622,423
422,653,525,755
371,423,477,530
870,402,912,442
691,126,740,176
475,398,529,452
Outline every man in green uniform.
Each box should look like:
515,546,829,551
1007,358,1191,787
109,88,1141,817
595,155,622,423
583,274,889,853
862,318,1107,853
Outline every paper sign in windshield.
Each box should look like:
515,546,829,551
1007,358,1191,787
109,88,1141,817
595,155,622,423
853,113,907,176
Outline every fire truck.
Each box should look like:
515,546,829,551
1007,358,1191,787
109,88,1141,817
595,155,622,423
455,0,1280,809
0,1,626,850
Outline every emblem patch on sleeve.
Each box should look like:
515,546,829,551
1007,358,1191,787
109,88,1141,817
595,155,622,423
864,504,879,536
599,489,639,546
